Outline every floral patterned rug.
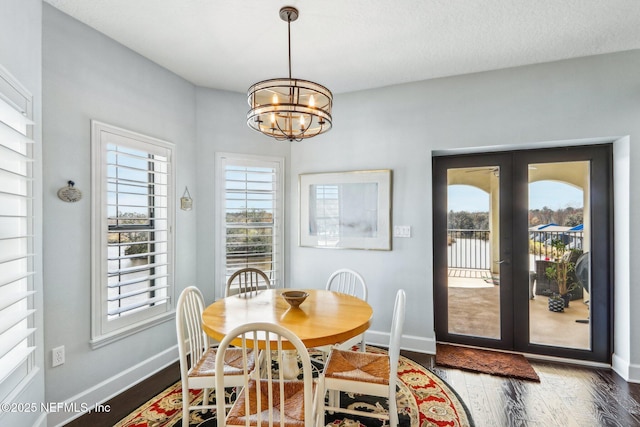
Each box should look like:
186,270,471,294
115,346,473,427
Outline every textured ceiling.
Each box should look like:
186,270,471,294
44,0,640,94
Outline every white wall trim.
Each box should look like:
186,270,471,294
213,152,286,299
432,135,621,156
628,362,640,384
612,352,640,384
48,345,179,426
34,412,47,427
365,330,436,354
613,136,632,383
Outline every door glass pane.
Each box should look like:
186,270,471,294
446,167,500,339
528,161,591,350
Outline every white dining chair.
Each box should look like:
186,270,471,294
215,321,319,427
321,268,368,353
317,289,406,427
225,267,272,297
176,286,257,427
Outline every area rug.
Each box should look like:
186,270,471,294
115,346,473,427
435,343,540,382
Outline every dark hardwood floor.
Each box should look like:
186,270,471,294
64,361,180,427
405,350,640,427
67,351,640,427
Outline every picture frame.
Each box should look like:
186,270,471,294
299,169,392,250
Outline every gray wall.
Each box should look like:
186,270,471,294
289,50,640,378
42,5,198,424
0,0,45,426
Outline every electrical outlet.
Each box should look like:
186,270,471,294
52,345,65,367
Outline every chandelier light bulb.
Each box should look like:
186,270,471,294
309,95,315,107
272,94,279,104
270,113,276,130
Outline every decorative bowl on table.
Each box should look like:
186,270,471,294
282,290,309,308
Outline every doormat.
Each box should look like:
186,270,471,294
436,343,540,382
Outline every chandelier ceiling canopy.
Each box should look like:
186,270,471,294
247,6,333,142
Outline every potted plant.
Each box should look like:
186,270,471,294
545,239,580,308
548,294,565,312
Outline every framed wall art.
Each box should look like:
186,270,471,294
299,169,392,250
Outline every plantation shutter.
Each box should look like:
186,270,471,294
0,70,36,390
222,158,282,288
92,121,174,343
106,141,170,317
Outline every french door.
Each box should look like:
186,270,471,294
433,145,612,363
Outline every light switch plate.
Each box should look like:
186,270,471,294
393,225,411,238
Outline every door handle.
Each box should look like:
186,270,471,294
495,259,509,264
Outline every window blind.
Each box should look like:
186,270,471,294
106,144,170,319
0,75,35,390
91,122,174,345
223,162,280,289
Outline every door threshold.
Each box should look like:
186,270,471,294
436,341,611,369
523,352,611,369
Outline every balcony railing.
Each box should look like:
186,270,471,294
447,229,491,270
529,230,583,260
447,228,584,270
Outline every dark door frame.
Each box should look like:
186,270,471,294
433,152,515,351
433,144,613,363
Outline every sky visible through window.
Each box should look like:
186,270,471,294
448,181,583,212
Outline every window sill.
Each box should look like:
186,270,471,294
90,311,175,350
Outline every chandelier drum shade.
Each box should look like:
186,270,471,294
247,6,333,142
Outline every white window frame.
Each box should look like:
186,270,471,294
215,153,285,299
0,64,36,401
90,121,175,348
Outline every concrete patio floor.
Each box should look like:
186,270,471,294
446,275,590,350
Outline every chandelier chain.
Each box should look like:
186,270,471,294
287,11,292,80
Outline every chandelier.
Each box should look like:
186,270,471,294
247,6,333,142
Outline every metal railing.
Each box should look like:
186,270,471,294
529,230,584,260
447,229,491,270
447,228,584,270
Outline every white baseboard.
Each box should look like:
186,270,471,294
612,352,640,383
629,363,640,383
48,345,179,427
34,412,47,427
365,330,436,354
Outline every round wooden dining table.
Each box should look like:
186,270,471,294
202,288,373,379
201,288,373,350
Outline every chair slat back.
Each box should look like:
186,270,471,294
226,267,272,297
176,286,209,372
215,322,315,427
325,268,368,301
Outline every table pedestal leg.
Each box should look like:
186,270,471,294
282,350,300,379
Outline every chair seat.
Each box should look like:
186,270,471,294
226,379,312,427
319,290,405,427
191,347,256,377
324,349,389,385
